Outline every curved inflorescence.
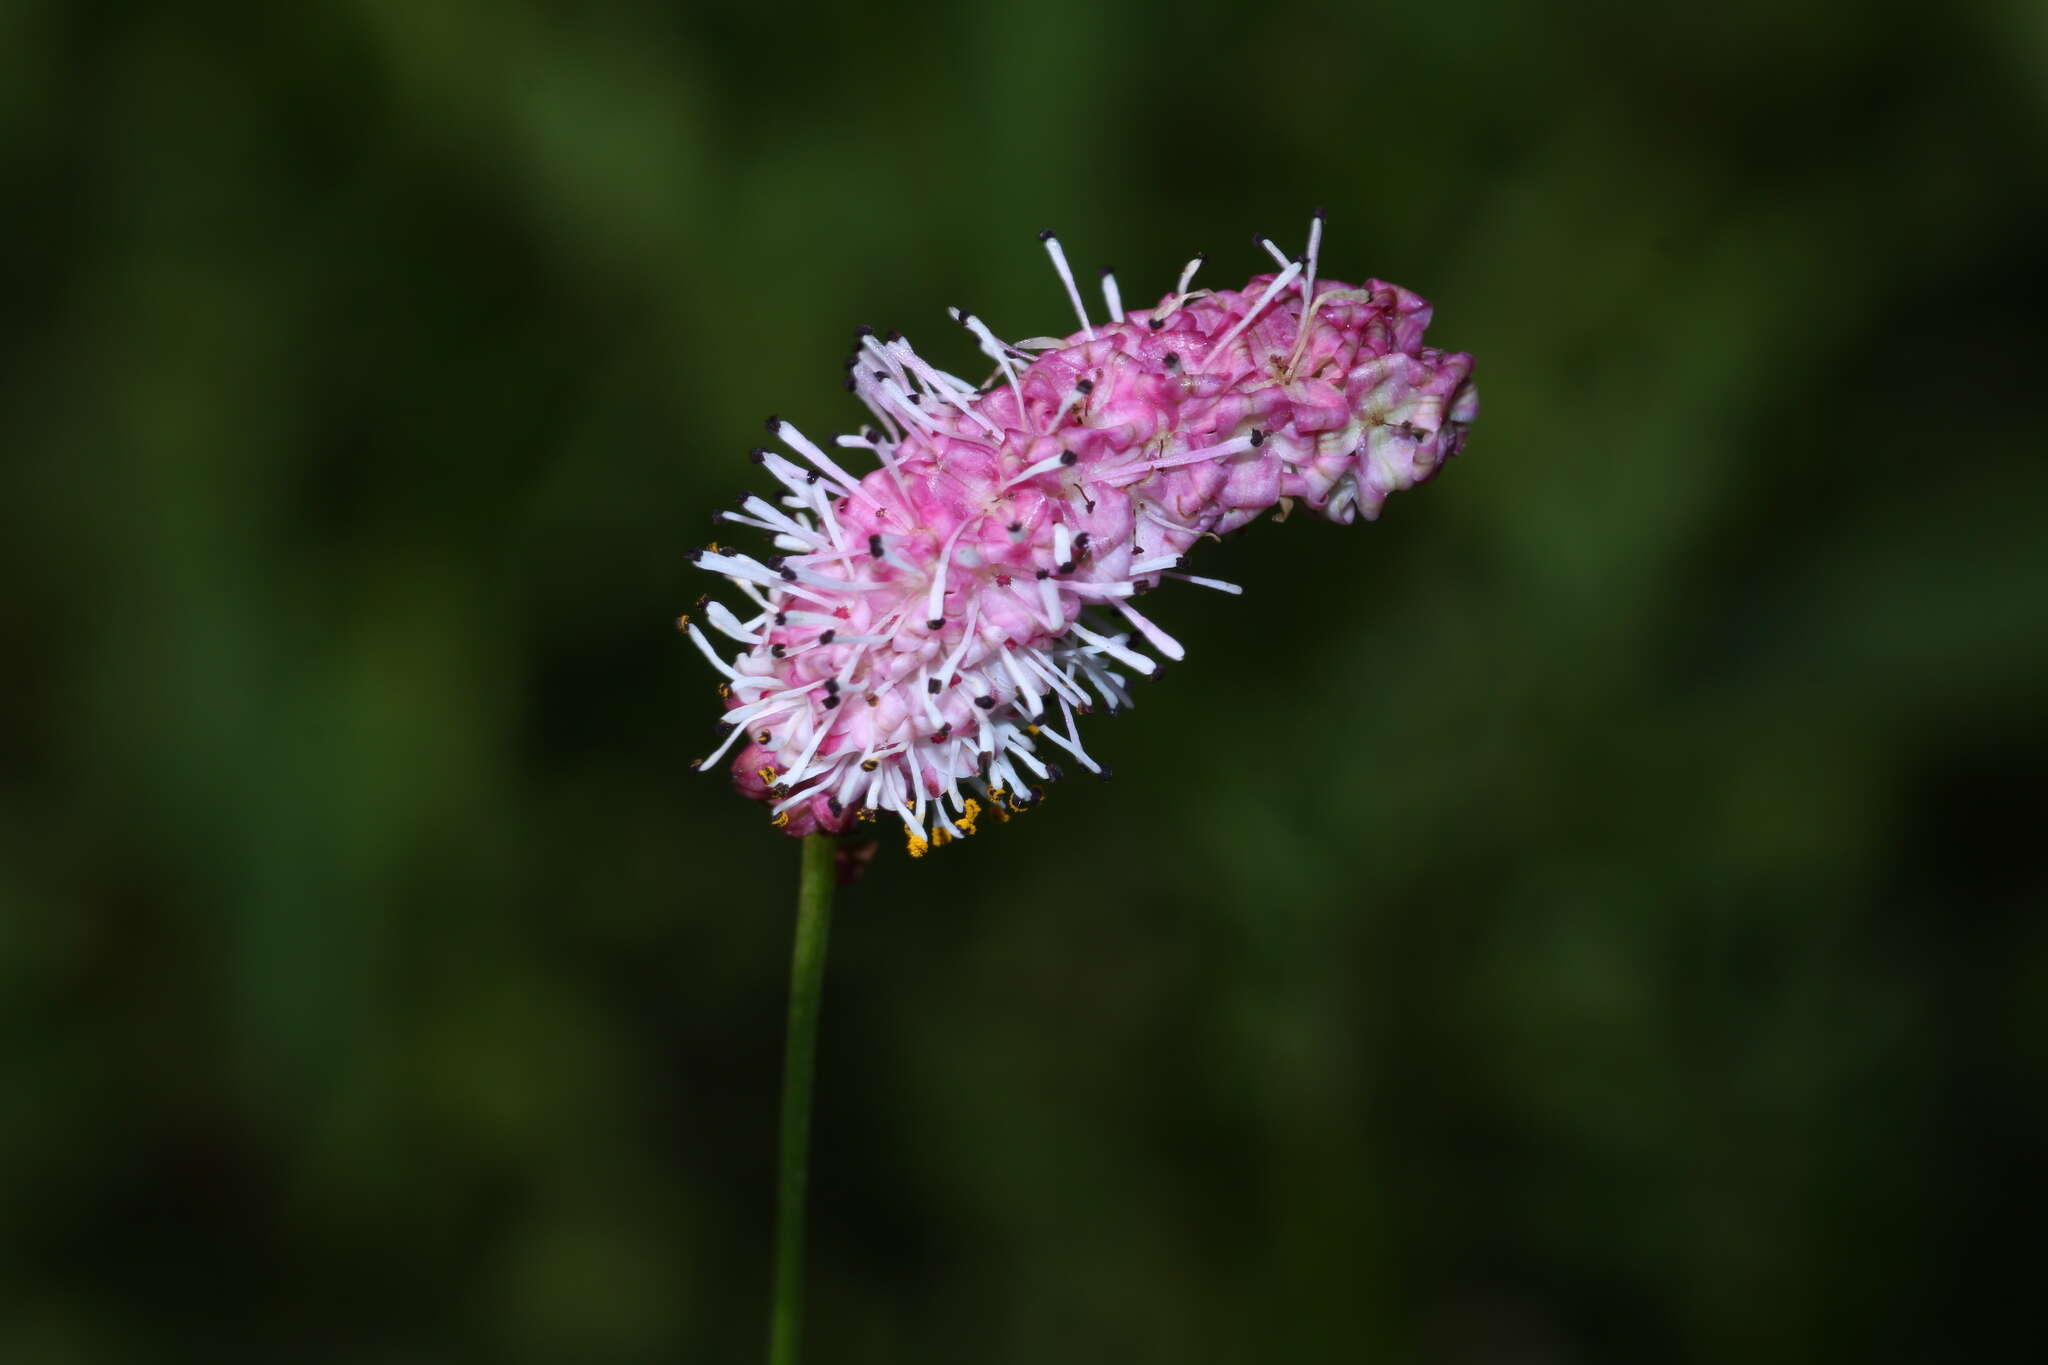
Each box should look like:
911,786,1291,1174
684,215,1478,854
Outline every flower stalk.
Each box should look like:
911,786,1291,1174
768,834,837,1365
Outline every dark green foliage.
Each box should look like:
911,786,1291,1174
2,1,2043,1360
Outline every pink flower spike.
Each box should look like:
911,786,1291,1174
685,214,1478,856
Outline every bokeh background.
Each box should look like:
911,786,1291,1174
5,1,2046,1360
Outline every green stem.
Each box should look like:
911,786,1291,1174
769,835,837,1365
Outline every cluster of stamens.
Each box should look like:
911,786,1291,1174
683,214,1477,855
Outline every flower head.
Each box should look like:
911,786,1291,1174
685,214,1477,854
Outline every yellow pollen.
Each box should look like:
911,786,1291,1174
905,833,929,858
957,798,982,834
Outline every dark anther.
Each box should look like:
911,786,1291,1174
1007,520,1023,533
1059,451,1077,466
774,612,788,625
827,797,844,816
756,730,772,743
748,447,767,463
927,677,942,694
843,376,856,391
1250,429,1265,447
1098,266,1114,279
926,618,944,631
974,695,995,709
770,644,786,658
854,324,874,336
1075,378,1094,394
1074,532,1090,552
1035,568,1050,580
931,724,951,742
819,629,836,644
869,534,884,558
871,370,887,382
1097,762,1115,781
764,414,782,433
804,469,821,484
824,678,840,694
1312,205,1326,221
1148,316,1165,330
778,566,797,581
1045,763,1065,783
1037,228,1056,241
1162,352,1180,369
885,329,902,343
823,694,841,709
1059,560,1076,574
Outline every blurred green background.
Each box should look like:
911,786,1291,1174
5,1,2046,1360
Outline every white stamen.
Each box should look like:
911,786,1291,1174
1037,574,1064,629
886,338,1002,437
951,308,1030,428
1002,450,1073,489
705,601,763,644
1062,579,1134,599
937,601,982,681
925,519,972,628
1287,208,1328,374
1167,571,1243,594
774,420,883,508
1116,602,1186,661
779,713,837,788
1069,622,1156,675
1097,432,1258,487
1199,259,1302,372
1038,232,1094,341
683,623,741,680
772,778,833,815
1099,268,1123,321
1038,701,1102,773
1005,738,1050,780
1000,647,1044,716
